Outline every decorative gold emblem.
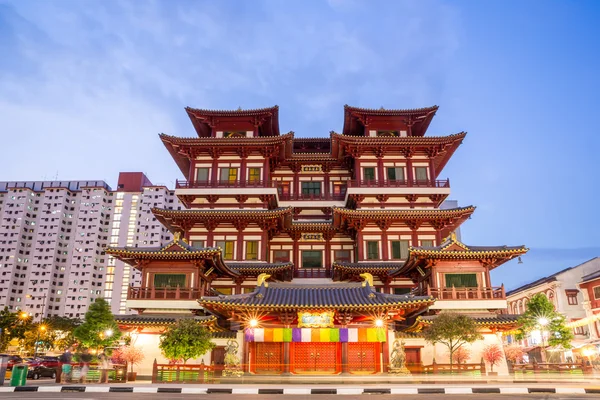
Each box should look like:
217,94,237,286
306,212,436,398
300,233,324,242
257,273,271,287
360,273,374,287
297,311,334,328
301,165,322,173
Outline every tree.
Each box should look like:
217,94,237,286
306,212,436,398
451,346,471,365
504,344,525,364
0,307,31,351
73,299,121,349
482,344,504,373
422,312,483,371
159,319,215,364
121,346,145,373
516,293,574,349
45,316,81,350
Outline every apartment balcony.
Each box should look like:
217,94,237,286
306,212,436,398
420,285,507,310
126,286,203,310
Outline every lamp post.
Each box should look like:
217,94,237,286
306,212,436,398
25,294,47,322
34,325,47,357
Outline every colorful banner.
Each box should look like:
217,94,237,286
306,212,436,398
245,327,386,343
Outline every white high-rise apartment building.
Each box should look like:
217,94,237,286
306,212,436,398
0,173,181,319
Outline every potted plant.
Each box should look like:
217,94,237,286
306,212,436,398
121,346,145,381
482,344,504,376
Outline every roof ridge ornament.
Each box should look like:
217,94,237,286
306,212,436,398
360,272,374,287
257,273,271,287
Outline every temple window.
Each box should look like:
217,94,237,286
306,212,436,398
415,167,428,183
302,250,322,268
376,130,399,137
245,241,258,260
420,240,434,247
153,274,186,288
594,286,600,300
215,240,235,260
334,250,351,263
444,273,478,288
214,287,233,295
301,182,321,195
366,241,379,260
195,167,209,182
387,167,405,182
219,168,238,183
393,287,412,295
363,167,376,181
248,168,261,183
191,240,205,249
223,131,246,138
273,250,290,263
391,240,409,260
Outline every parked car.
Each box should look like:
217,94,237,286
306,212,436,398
26,361,57,380
0,354,23,370
35,356,60,369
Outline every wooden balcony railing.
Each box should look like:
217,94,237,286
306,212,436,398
294,268,331,278
128,286,202,300
347,179,450,188
278,192,346,201
424,285,506,300
176,179,274,188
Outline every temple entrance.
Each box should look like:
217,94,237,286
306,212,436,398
251,343,284,374
348,343,380,374
292,343,339,374
211,346,225,377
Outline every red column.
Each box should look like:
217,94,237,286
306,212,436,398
429,157,436,186
406,158,414,186
381,230,389,260
325,239,331,274
240,157,247,186
211,157,219,184
377,157,384,184
188,159,196,184
324,172,330,199
261,231,268,261
382,336,390,373
263,158,271,184
293,238,299,269
293,171,299,200
354,158,360,182
237,228,244,260
357,230,364,261
435,229,442,245
411,229,419,246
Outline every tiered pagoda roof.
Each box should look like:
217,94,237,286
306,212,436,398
342,105,438,137
106,235,241,278
201,281,434,313
395,233,529,276
185,105,280,137
407,314,520,332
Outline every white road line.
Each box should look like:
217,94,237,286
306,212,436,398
181,387,208,394
445,387,473,394
337,388,363,395
232,388,259,394
390,388,419,394
37,386,63,392
84,386,110,392
555,387,587,394
133,387,159,393
499,387,529,394
283,388,311,395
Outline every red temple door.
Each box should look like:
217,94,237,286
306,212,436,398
405,347,422,373
292,343,339,374
348,343,380,374
211,347,225,377
252,343,283,374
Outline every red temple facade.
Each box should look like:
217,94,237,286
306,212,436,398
108,104,528,376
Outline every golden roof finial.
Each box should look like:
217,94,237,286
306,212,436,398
257,273,271,287
173,231,181,242
450,231,457,242
360,272,374,287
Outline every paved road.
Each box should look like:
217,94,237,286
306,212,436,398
0,394,597,399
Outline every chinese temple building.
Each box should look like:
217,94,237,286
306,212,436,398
107,104,528,376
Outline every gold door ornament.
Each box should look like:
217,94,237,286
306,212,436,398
297,311,335,328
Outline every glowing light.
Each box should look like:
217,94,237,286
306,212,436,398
249,319,259,328
105,329,113,337
19,312,28,319
538,317,549,327
39,325,47,332
582,347,596,357
375,318,384,327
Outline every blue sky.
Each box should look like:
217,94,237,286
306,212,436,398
1,0,599,290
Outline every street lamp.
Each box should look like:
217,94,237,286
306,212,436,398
34,325,47,357
25,294,47,322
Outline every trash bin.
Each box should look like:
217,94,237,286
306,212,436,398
10,364,28,387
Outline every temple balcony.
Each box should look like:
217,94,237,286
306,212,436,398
175,179,278,206
346,178,450,195
418,285,507,310
176,179,274,189
126,286,203,311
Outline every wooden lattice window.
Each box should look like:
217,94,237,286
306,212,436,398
387,167,405,182
219,168,238,183
363,167,376,181
248,168,261,183
195,167,209,182
215,240,235,260
366,241,379,260
391,240,409,260
302,250,322,268
153,274,186,288
245,241,258,260
445,273,478,288
334,250,351,263
301,182,321,195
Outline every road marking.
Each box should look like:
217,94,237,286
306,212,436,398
181,387,208,394
390,388,419,394
283,388,311,395
337,388,363,395
555,387,587,394
499,387,529,394
232,388,259,394
37,386,63,392
83,387,110,392
133,387,159,393
445,387,473,394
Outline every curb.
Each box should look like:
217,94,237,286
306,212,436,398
1,386,600,394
